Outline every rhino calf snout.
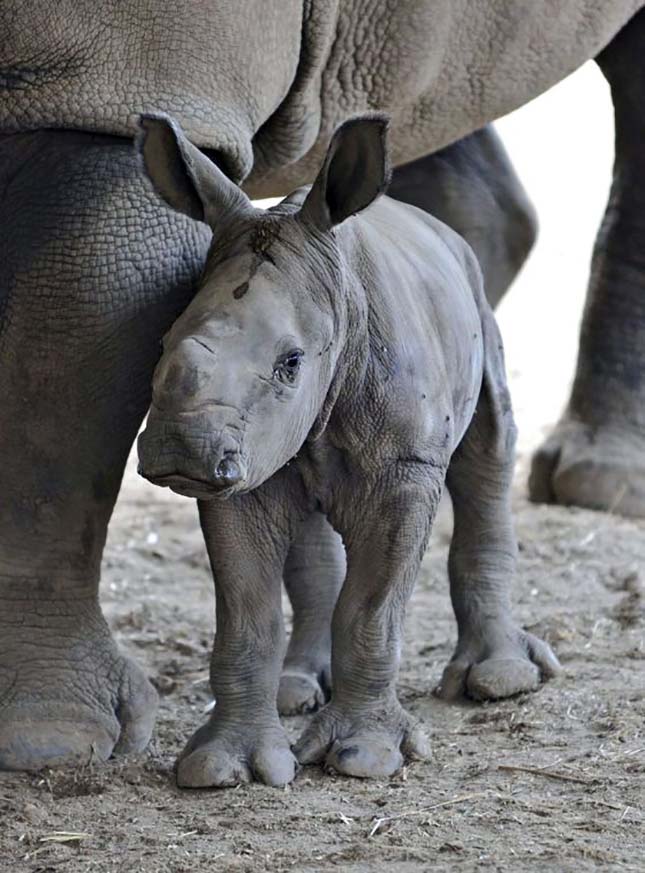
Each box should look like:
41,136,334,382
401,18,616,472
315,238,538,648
138,420,247,499
215,455,244,487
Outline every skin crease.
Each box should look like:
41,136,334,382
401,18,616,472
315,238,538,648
2,2,645,773
137,114,561,788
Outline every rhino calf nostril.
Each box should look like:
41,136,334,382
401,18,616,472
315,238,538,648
216,456,242,485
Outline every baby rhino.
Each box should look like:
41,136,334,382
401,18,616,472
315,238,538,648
137,113,560,789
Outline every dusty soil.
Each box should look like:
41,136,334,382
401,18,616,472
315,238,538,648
1,451,643,872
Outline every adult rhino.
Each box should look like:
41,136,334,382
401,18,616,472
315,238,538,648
0,1,643,772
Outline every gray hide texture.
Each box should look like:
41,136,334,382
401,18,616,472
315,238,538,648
0,1,641,191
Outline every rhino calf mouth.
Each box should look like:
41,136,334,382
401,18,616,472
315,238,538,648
144,474,238,500
150,473,220,498
140,456,246,500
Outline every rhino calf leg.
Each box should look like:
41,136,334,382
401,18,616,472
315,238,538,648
389,125,537,309
0,130,208,769
294,481,440,778
437,322,561,701
530,9,645,517
177,493,299,789
278,511,345,715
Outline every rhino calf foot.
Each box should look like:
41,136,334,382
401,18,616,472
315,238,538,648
176,716,297,788
294,701,430,779
0,606,157,771
436,624,561,702
277,666,330,716
529,418,645,518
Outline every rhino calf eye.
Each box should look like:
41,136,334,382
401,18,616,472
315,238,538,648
273,349,304,384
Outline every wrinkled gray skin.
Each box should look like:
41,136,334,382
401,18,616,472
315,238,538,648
2,1,644,772
137,114,561,787
0,122,532,774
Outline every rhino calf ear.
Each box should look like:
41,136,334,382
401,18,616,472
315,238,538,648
137,113,205,221
136,113,252,225
301,114,391,231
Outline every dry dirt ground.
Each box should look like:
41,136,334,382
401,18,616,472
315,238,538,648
1,462,644,872
1,65,644,873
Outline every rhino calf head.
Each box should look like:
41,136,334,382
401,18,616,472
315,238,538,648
137,112,390,499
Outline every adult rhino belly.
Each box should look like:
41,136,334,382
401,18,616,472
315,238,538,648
245,0,643,197
0,0,302,181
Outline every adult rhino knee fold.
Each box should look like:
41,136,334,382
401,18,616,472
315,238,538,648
137,112,560,789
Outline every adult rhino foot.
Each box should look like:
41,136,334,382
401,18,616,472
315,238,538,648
435,622,561,702
294,700,430,779
529,418,645,518
176,715,297,788
0,600,157,770
277,664,330,716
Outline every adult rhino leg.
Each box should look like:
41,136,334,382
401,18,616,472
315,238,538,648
388,126,537,308
278,511,345,716
0,130,209,770
530,10,645,517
